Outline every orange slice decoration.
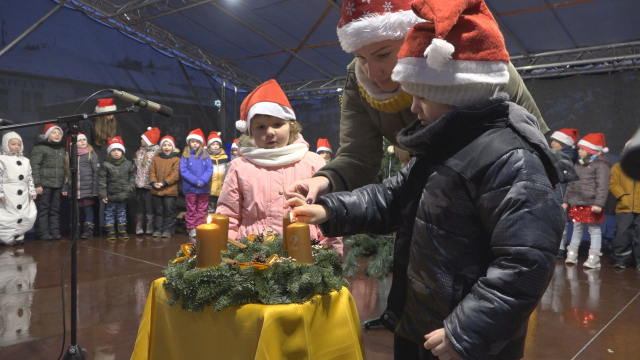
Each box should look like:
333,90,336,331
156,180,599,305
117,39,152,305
267,254,280,266
172,243,196,264
264,234,275,243
246,234,256,242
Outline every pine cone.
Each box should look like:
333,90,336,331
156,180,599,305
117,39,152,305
254,234,265,243
311,238,320,246
252,254,267,263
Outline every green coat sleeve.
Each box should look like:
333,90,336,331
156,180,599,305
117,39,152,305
30,145,45,188
504,62,549,134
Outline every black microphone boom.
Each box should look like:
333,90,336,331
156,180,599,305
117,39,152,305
109,89,173,117
0,118,15,126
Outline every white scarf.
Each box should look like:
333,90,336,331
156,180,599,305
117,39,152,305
239,143,308,167
355,61,404,101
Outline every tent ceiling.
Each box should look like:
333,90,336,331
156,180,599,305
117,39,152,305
60,0,640,96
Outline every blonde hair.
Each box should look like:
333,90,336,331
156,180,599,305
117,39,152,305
183,140,205,159
244,118,303,148
94,115,117,146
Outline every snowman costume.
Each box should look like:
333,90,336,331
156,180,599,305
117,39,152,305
0,132,37,245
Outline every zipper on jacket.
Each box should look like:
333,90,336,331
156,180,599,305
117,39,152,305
633,180,636,212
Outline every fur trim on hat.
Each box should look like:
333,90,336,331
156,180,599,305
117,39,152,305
338,10,424,53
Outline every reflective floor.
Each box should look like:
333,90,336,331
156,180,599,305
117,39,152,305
1,235,639,359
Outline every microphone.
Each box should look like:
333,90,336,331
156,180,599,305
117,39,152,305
109,89,173,117
621,127,640,180
0,118,14,126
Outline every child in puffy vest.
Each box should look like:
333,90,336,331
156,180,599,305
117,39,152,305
206,131,228,213
133,127,161,235
179,129,213,238
0,131,37,245
216,79,342,255
31,123,67,241
62,133,99,239
149,135,181,237
564,133,611,268
99,136,135,241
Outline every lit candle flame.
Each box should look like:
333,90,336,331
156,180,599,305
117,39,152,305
207,215,212,224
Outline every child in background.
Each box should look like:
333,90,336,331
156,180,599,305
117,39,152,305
206,131,228,213
99,137,135,241
62,133,99,239
217,79,342,255
549,128,580,258
133,127,161,235
229,139,239,161
149,135,181,237
564,133,611,268
316,138,333,164
180,129,213,238
0,132,37,245
31,124,67,241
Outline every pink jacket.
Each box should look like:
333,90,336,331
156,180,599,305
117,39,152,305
217,135,343,256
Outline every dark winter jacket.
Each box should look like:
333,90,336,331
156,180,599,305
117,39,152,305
98,155,135,201
180,150,213,195
317,97,576,360
563,154,611,207
63,149,99,199
554,146,579,204
30,134,67,188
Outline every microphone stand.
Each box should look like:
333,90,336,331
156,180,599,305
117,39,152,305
0,106,139,359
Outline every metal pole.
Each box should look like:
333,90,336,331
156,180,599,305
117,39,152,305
234,86,238,139
0,1,64,59
221,80,226,139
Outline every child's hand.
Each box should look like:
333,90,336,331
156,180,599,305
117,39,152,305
424,328,463,360
102,198,108,204
0,197,5,202
36,186,43,195
291,204,330,224
62,191,68,196
283,191,307,209
154,183,163,189
30,195,37,200
196,183,202,188
93,194,98,197
591,205,602,213
562,203,568,210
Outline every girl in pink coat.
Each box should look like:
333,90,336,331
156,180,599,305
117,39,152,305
216,80,342,255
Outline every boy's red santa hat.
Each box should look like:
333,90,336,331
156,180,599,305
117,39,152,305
160,135,175,149
207,131,223,146
578,133,608,154
186,128,205,144
107,136,126,154
142,127,161,146
316,138,332,154
392,0,510,107
231,139,239,149
236,80,295,134
550,128,579,148
95,98,117,113
44,123,63,139
336,0,423,53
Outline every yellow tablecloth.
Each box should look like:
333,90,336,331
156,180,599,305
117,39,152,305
131,278,365,360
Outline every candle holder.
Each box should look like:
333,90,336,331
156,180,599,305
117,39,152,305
196,216,221,269
286,222,313,265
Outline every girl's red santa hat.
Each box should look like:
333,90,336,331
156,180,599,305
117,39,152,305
95,98,117,113
231,139,239,149
550,128,579,148
236,80,295,134
336,0,423,53
578,133,608,154
316,138,332,154
186,128,205,144
160,135,175,148
77,132,87,142
392,0,510,107
44,123,63,139
142,127,161,146
207,131,223,146
107,136,126,154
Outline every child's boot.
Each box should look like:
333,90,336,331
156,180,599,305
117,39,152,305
146,219,154,235
565,246,579,265
135,220,144,235
105,224,116,242
80,222,94,239
117,223,129,240
583,250,602,269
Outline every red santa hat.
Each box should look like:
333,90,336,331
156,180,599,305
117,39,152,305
160,135,175,149
107,136,126,154
95,98,117,113
578,133,608,154
336,0,424,53
392,0,510,107
142,127,161,146
77,132,87,142
231,139,239,150
236,80,295,134
186,128,205,144
207,131,223,147
550,128,579,148
44,123,63,139
316,138,332,154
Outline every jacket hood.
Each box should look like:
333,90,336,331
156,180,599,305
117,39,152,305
289,133,310,148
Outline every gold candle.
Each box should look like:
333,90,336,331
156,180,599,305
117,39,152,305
282,212,292,251
286,222,313,265
209,213,229,253
196,216,221,269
